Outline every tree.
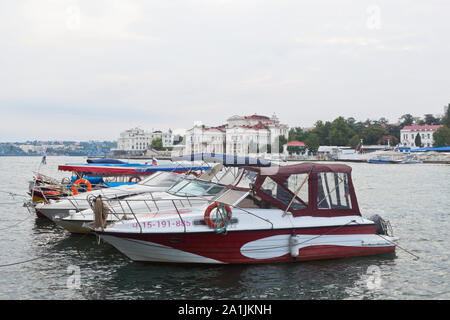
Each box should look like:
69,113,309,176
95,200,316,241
433,126,450,147
151,138,163,150
378,135,398,146
441,103,450,127
288,127,305,142
327,117,355,146
305,133,320,153
424,114,441,125
348,134,361,148
399,114,414,126
277,135,287,153
414,133,422,147
312,120,331,146
359,125,387,145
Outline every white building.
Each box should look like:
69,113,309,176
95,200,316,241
400,125,443,147
181,113,289,156
113,127,175,155
116,127,153,153
183,125,226,155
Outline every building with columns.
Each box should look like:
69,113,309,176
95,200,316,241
182,113,289,156
112,127,174,155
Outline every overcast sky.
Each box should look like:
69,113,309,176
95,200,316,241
0,0,449,142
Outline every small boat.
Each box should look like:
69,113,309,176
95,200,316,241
33,160,211,220
54,154,273,234
367,155,403,164
93,162,398,264
401,155,423,164
35,171,183,221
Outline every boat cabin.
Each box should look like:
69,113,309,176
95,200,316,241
222,163,361,217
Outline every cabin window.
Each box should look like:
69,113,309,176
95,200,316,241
284,174,309,208
317,172,352,210
261,177,307,210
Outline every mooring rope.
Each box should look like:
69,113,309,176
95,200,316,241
0,189,29,198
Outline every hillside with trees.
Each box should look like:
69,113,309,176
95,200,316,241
288,103,449,151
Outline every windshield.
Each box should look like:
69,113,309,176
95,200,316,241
167,179,226,197
233,168,258,189
139,172,183,187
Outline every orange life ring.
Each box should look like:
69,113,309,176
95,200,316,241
72,178,92,195
204,202,232,229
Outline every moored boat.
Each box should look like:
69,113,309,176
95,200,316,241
93,162,398,264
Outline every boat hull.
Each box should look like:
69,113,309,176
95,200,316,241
99,224,396,264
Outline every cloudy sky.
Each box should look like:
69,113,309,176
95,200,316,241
0,0,449,141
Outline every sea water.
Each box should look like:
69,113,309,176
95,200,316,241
0,156,449,299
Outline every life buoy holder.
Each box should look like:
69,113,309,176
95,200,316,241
129,176,142,183
204,202,232,229
72,178,92,195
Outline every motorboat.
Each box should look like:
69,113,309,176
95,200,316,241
34,171,182,221
29,158,203,203
54,154,273,234
34,160,211,221
367,155,403,164
92,162,398,264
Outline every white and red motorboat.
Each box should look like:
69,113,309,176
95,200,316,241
93,162,398,264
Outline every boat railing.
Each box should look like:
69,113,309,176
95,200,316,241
91,194,212,232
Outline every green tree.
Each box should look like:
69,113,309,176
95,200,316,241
305,133,320,153
288,127,305,142
312,120,331,145
424,114,441,125
414,133,422,147
433,126,450,147
386,124,401,142
378,135,398,146
327,117,355,146
348,134,361,148
399,114,414,126
359,125,387,145
441,104,450,127
277,135,287,153
151,138,163,150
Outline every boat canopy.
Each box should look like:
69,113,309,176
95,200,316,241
172,153,273,167
245,162,360,217
58,163,211,176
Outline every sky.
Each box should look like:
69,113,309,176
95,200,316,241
0,0,449,142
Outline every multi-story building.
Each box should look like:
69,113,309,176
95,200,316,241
400,125,443,147
182,113,289,156
183,125,226,155
113,127,174,155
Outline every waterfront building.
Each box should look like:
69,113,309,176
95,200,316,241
182,113,289,156
183,125,226,155
400,125,443,147
113,127,174,155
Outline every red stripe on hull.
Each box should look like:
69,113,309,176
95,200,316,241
101,224,394,264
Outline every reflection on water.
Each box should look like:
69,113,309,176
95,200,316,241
0,157,449,299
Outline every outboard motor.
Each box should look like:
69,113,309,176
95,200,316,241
369,214,393,236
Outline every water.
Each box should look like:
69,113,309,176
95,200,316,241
0,156,449,300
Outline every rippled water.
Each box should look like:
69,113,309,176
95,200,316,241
0,156,449,300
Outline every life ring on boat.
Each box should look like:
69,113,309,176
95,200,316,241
204,202,232,229
72,178,92,195
129,176,142,183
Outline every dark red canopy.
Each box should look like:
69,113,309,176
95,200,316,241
246,162,360,217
